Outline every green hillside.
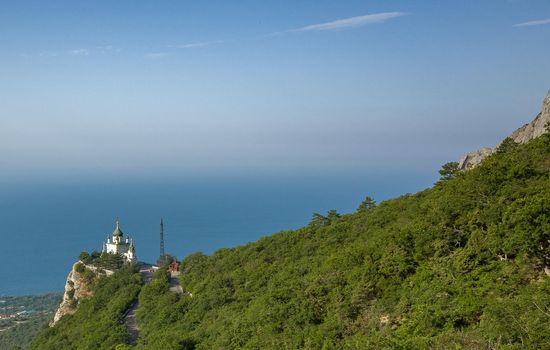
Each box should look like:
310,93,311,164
136,133,550,349
32,131,550,349
31,266,141,350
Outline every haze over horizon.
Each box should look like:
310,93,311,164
2,0,550,184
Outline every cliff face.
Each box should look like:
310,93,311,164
458,90,550,170
508,91,550,143
50,262,108,326
458,147,494,171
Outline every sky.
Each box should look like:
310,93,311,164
1,0,550,184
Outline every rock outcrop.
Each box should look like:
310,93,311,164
458,147,494,171
50,262,109,326
508,91,550,144
458,90,550,170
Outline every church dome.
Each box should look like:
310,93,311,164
112,220,124,237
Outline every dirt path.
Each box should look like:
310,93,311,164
123,263,154,345
169,271,183,294
122,300,139,345
122,265,184,345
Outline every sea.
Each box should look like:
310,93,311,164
0,173,435,296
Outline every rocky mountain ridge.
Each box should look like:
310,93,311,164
459,90,550,170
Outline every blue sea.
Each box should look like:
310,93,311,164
0,173,435,296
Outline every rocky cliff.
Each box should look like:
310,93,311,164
458,90,550,170
50,262,111,326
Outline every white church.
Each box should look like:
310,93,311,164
102,220,137,263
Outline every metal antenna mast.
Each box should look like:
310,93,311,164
159,218,165,264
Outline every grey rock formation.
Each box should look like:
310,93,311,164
458,90,550,170
50,262,108,326
458,147,494,171
508,91,550,144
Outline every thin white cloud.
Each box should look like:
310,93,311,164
513,18,550,27
168,40,225,49
69,48,90,56
23,46,121,58
38,51,58,57
96,45,122,53
145,52,171,59
293,12,407,32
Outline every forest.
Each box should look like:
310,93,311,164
31,266,141,350
31,131,550,349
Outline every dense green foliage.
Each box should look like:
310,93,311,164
132,133,550,349
30,265,141,350
0,294,61,350
79,251,125,271
31,132,550,349
438,161,460,180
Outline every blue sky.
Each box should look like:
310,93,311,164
1,0,550,183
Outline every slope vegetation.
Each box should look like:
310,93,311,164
30,265,141,350
135,133,550,349
31,131,550,350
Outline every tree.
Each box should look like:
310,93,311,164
439,162,459,180
90,251,101,261
357,196,376,213
309,213,329,228
327,209,340,221
78,251,91,264
496,137,518,154
99,253,124,270
158,254,175,267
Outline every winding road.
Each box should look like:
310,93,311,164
169,271,183,295
122,264,184,345
122,300,140,345
123,263,154,345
